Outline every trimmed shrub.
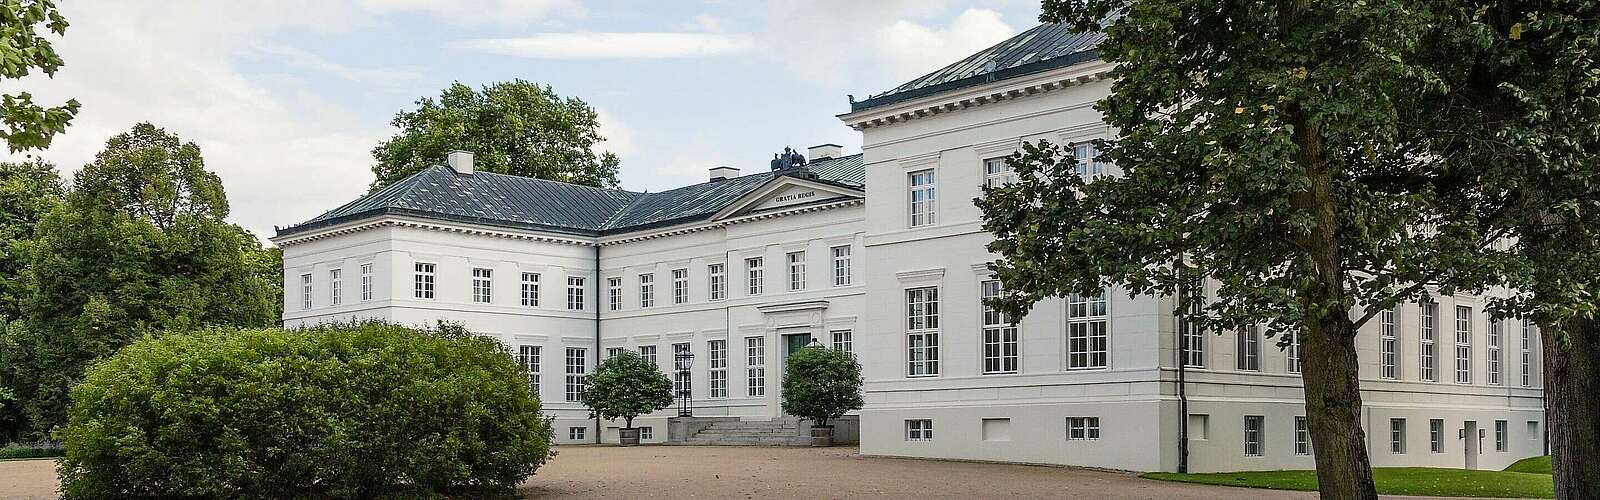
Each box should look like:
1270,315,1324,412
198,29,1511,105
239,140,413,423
780,346,862,427
0,442,64,460
57,322,553,499
579,351,672,429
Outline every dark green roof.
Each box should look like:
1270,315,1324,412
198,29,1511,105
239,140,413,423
851,23,1103,113
277,154,865,239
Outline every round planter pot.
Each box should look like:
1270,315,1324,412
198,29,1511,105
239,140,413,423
810,426,834,447
619,427,641,446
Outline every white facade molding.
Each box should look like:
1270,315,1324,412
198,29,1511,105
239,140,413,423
838,61,1114,130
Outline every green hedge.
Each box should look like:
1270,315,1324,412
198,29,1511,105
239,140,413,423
57,322,553,499
0,443,64,460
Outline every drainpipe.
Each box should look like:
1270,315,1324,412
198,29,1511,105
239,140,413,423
1176,264,1190,474
594,242,602,444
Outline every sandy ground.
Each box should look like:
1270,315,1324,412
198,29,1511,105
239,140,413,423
0,446,1498,499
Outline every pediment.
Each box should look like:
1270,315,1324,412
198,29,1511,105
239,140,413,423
712,175,863,220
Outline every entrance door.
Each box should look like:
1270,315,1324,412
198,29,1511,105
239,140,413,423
785,333,814,359
1463,421,1479,470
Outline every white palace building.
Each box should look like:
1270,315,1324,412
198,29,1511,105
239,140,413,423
274,23,1546,472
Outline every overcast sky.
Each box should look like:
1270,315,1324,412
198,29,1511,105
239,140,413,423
4,0,1042,242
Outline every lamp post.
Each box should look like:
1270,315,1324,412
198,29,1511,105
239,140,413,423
674,349,695,417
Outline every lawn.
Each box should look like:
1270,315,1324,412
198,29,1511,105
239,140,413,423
1503,456,1552,475
1142,466,1554,498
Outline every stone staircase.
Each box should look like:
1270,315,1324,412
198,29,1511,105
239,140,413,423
681,418,812,446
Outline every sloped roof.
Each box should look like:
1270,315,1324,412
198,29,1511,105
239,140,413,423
276,154,865,239
851,23,1104,113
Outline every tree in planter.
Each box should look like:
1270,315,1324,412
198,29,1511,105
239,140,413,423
780,346,862,445
579,351,672,444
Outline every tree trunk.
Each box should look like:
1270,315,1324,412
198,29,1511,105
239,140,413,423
1545,316,1600,500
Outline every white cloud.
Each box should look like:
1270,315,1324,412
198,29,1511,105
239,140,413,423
681,13,727,32
592,107,637,158
448,32,753,59
252,43,422,86
875,8,1016,82
357,0,581,27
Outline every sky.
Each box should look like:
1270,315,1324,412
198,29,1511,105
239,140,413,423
4,0,1044,242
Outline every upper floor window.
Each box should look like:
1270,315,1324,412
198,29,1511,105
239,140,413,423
787,251,806,291
1421,302,1438,381
359,263,373,301
472,268,493,304
607,277,622,311
981,279,1018,374
1236,325,1260,371
1521,321,1535,387
746,257,764,295
908,169,937,227
983,157,1016,188
1455,305,1472,384
1073,142,1106,177
1179,287,1205,368
414,262,435,299
1287,332,1303,374
831,245,852,286
329,269,342,306
672,268,689,304
708,263,727,301
1488,318,1503,386
1067,290,1109,369
300,273,313,310
566,276,585,311
521,272,540,307
906,286,941,377
1380,307,1399,379
639,273,655,308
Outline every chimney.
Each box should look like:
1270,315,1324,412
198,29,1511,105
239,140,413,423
807,143,843,161
446,150,475,175
708,166,741,182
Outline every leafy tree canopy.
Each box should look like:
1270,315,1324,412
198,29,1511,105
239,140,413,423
0,159,61,320
0,0,79,151
780,347,862,427
369,80,621,190
578,351,672,429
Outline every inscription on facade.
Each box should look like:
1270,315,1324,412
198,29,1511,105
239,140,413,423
774,191,816,203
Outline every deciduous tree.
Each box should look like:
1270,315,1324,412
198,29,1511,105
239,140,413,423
579,351,672,430
0,0,79,151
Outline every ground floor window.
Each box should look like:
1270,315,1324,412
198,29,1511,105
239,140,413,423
569,427,586,441
1390,418,1407,454
1294,416,1310,455
1066,417,1100,440
1243,416,1264,456
518,345,540,393
746,337,765,397
708,339,727,398
905,419,933,441
1430,419,1444,453
1495,420,1507,452
831,329,853,357
640,427,653,440
565,347,587,402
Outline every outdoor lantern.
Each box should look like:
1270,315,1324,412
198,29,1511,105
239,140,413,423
806,338,824,349
674,350,695,417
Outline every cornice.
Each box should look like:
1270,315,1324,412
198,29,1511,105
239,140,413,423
837,61,1113,131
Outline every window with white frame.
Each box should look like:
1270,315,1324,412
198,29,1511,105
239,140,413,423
1287,333,1302,374
607,277,621,311
746,257,764,295
746,336,765,397
360,263,373,301
982,157,1016,188
905,419,933,441
1381,307,1399,379
606,347,624,359
1430,419,1444,453
830,329,853,356
567,276,585,311
1391,418,1407,453
521,272,540,307
1067,290,1109,369
905,287,941,377
1521,321,1534,387
640,427,653,440
1180,286,1205,368
569,427,586,441
708,339,727,398
638,345,657,366
1074,142,1106,177
300,273,313,310
1495,420,1507,451
414,262,435,299
1455,306,1472,384
1066,417,1100,440
472,268,492,303
1295,416,1310,455
638,273,655,308
672,342,691,397
518,345,540,393
831,245,852,286
980,280,1018,374
672,268,688,304
1488,318,1503,386
1236,325,1261,371
329,269,342,306
708,263,726,301
564,347,586,402
1421,302,1438,381
1243,416,1264,457
786,251,806,291
908,169,937,227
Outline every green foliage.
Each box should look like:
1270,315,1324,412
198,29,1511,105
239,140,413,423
1505,456,1554,475
0,0,79,152
780,347,862,427
0,159,60,320
579,351,672,428
56,322,554,499
369,80,621,190
0,442,62,460
1142,467,1555,498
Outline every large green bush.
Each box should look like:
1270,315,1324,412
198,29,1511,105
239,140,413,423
56,322,553,499
780,346,862,427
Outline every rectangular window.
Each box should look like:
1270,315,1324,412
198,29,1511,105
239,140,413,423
709,339,727,398
300,273,313,310
787,251,806,291
565,347,587,402
746,336,765,397
831,245,852,286
830,330,853,356
472,267,492,304
672,268,688,304
607,277,621,311
1074,142,1105,177
1488,318,1503,386
980,280,1018,374
414,262,435,299
1391,418,1407,454
606,347,624,359
1067,290,1109,369
708,263,726,301
638,273,655,308
1527,421,1539,440
569,427,586,441
908,169,937,227
521,272,540,307
1180,285,1205,368
1421,302,1437,381
329,269,342,306
905,419,933,441
638,345,657,366
360,263,373,301
640,427,653,440
567,276,586,311
1243,416,1264,457
1521,321,1534,387
1456,306,1472,384
1295,416,1311,455
1495,420,1507,452
746,257,764,295
1381,307,1399,379
518,345,540,393
1236,326,1261,371
1430,419,1444,453
672,342,691,398
1287,333,1302,374
1067,417,1101,440
906,287,941,377
983,157,1016,188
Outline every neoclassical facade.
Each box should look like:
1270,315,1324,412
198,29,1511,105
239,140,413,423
277,23,1545,472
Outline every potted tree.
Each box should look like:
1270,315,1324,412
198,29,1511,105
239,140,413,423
580,351,673,445
781,344,863,447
